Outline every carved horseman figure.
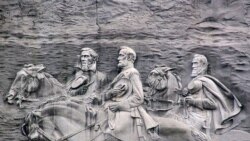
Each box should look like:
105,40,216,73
182,54,242,137
66,48,108,102
104,46,159,141
66,48,108,127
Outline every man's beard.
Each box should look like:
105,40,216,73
81,61,96,72
117,63,123,69
191,69,198,77
81,64,89,71
191,67,205,77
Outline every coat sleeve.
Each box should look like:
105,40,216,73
188,79,217,110
192,99,217,110
121,72,144,108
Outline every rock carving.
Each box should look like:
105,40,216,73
5,64,66,108
145,65,182,112
20,48,213,141
5,48,246,141
181,54,242,137
103,46,159,141
66,47,108,104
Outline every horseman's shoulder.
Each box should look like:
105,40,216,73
123,68,139,77
197,75,217,85
189,75,221,92
188,78,203,94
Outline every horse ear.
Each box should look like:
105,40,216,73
37,64,46,72
154,65,159,68
154,64,165,68
24,64,34,68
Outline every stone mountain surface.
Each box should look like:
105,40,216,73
0,0,250,140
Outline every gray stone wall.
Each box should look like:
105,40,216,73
0,0,250,140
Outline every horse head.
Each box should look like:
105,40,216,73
21,110,45,141
145,66,183,112
147,66,182,99
21,98,105,141
147,66,170,91
5,64,66,107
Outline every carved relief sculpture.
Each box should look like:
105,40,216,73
20,47,214,141
66,47,108,103
2,44,248,141
2,1,250,141
181,54,242,138
145,66,182,112
103,46,159,141
5,64,66,108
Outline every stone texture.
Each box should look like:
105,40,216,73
0,0,250,140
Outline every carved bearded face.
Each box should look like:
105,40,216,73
117,49,129,68
81,51,95,71
191,57,206,77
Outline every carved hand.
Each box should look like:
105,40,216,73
88,93,99,104
105,88,121,99
182,88,189,96
105,91,113,100
180,97,195,106
179,98,185,105
108,102,127,112
89,93,98,100
108,103,120,112
185,97,196,106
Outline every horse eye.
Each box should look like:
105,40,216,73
150,72,157,75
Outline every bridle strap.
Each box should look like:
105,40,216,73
37,127,56,141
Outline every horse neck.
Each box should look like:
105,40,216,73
36,75,65,97
166,72,182,101
153,87,168,96
33,102,90,138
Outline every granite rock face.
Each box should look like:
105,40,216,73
0,0,250,140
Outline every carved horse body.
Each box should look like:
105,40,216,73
144,66,250,141
22,98,107,141
22,97,209,141
21,66,209,141
145,66,215,135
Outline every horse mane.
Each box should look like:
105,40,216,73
43,72,64,88
38,95,69,108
